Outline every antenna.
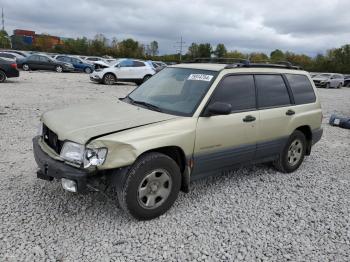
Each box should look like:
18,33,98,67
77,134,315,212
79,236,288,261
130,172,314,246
1,8,4,31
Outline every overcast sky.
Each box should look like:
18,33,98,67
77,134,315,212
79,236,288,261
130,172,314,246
2,0,350,55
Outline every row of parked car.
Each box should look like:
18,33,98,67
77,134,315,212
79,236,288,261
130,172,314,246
0,50,168,78
311,72,350,88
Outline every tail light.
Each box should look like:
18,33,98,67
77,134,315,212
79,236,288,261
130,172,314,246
10,63,17,69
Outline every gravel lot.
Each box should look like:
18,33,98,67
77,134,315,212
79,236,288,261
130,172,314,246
0,71,350,261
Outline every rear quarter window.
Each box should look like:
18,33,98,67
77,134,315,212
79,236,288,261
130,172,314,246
285,74,316,105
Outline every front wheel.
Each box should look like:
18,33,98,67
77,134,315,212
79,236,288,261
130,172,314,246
337,83,342,88
273,130,306,173
117,152,181,220
103,73,116,85
55,65,63,73
143,74,152,83
0,70,7,83
84,67,92,74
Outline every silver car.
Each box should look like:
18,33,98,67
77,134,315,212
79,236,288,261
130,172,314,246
312,73,344,88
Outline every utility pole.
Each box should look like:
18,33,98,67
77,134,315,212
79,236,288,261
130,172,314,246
1,8,4,31
175,36,186,62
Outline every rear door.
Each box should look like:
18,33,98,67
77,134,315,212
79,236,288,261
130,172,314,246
255,74,294,160
193,74,259,177
39,56,54,70
131,60,147,79
27,55,40,69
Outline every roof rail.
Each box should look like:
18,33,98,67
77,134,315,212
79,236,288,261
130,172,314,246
190,57,250,65
188,57,302,70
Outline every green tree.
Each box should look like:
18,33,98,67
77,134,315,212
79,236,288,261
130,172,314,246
214,43,227,58
197,43,212,58
0,30,11,48
249,52,269,62
187,43,199,58
270,49,285,61
225,50,247,59
149,41,159,56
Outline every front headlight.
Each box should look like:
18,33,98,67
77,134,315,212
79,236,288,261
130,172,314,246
84,148,108,168
60,142,85,164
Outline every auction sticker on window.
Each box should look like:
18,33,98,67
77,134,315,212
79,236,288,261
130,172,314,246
188,74,214,81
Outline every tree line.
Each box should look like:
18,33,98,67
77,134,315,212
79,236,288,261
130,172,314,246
0,30,350,73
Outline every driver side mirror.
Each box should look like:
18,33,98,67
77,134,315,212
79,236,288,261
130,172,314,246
206,102,232,116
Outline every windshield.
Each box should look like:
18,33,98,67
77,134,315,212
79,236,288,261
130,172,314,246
127,67,218,116
316,73,331,78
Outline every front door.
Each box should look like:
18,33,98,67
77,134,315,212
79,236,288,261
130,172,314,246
193,74,259,178
116,59,134,80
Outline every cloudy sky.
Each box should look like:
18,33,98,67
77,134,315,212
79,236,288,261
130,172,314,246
2,0,350,55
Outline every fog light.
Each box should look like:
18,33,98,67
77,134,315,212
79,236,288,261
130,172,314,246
61,178,77,193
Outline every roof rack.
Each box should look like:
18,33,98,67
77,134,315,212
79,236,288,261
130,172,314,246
189,57,302,70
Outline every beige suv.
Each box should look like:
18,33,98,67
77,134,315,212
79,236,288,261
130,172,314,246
33,61,323,220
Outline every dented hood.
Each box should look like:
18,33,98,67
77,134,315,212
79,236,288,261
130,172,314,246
42,99,178,144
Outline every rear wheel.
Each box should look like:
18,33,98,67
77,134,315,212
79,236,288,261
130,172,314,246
337,82,342,88
117,152,181,220
22,64,30,71
103,73,116,85
55,65,63,73
0,70,7,82
273,130,306,173
143,74,152,83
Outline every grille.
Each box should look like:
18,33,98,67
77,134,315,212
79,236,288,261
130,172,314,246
313,80,321,84
42,124,63,154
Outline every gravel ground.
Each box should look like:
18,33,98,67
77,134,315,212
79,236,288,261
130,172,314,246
0,71,350,261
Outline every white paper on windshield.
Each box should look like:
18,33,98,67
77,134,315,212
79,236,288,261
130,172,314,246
187,74,214,81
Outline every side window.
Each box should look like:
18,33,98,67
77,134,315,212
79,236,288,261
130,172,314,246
119,60,133,67
255,75,291,108
72,58,80,64
211,75,256,112
39,56,50,62
29,55,39,61
133,61,145,67
285,74,316,105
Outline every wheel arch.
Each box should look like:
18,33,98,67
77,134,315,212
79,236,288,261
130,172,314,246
295,125,312,155
142,146,190,193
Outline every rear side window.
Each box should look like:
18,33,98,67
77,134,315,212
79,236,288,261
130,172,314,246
211,75,256,112
285,74,316,105
255,75,291,108
133,61,145,67
119,60,133,67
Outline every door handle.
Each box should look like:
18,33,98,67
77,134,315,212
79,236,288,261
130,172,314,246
243,115,256,122
286,109,295,116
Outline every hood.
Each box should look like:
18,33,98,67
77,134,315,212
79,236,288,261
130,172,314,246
42,99,178,144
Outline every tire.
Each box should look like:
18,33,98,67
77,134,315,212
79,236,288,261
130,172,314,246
143,74,152,83
337,83,342,89
0,70,7,83
273,130,306,173
325,83,330,89
117,152,181,220
84,67,92,74
22,64,30,71
55,65,63,73
103,73,116,85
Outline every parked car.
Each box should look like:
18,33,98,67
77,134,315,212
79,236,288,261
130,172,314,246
84,56,104,63
146,60,167,73
344,75,350,87
312,73,344,88
54,55,94,73
90,59,156,85
0,57,19,82
0,52,26,61
17,54,74,72
33,61,323,220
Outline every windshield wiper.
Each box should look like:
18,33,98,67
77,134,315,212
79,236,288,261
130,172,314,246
130,99,163,112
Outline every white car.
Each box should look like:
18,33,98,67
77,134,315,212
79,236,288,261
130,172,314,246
90,59,156,85
312,73,344,88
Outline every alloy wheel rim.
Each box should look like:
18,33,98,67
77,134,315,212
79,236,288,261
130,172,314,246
23,64,29,70
137,169,172,209
287,139,303,166
105,75,114,84
56,66,63,72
